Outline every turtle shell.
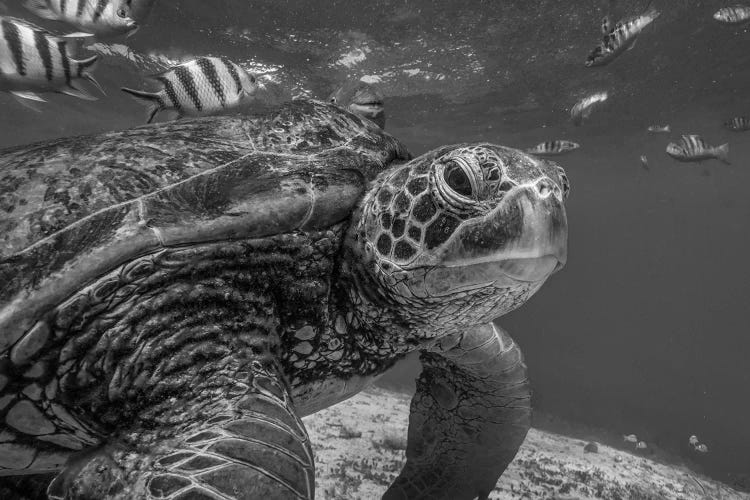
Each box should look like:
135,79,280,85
0,99,410,360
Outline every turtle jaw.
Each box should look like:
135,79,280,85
417,183,568,296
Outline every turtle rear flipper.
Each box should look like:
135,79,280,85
384,323,530,500
47,363,314,500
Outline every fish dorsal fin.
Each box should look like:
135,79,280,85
5,15,50,33
23,0,59,20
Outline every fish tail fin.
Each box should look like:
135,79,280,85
121,87,162,123
644,7,661,21
716,143,730,164
24,0,59,20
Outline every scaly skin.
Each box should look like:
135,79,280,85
0,101,569,499
384,324,530,500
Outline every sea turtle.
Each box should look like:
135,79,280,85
0,99,569,499
328,80,386,129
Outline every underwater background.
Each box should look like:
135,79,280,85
0,0,748,490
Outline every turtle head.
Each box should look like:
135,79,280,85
329,81,385,129
349,143,569,331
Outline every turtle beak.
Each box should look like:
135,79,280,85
437,177,568,285
496,178,568,279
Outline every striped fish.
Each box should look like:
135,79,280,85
526,140,580,156
647,124,670,133
713,5,750,24
24,0,138,37
0,16,102,103
121,56,258,123
725,116,750,132
666,135,729,164
586,8,660,67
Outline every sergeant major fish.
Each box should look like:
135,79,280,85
713,5,750,25
24,0,138,37
586,8,661,67
0,16,102,103
571,91,608,126
725,116,750,132
121,56,258,123
647,124,671,133
526,140,580,156
636,441,648,450
666,135,730,164
329,80,386,129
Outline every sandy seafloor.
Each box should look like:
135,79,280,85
305,388,749,500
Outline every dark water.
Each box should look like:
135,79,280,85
1,0,749,490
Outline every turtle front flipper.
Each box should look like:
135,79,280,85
47,362,314,500
383,323,530,500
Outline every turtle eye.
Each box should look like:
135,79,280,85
117,8,127,18
444,161,473,197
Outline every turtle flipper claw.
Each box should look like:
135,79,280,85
383,323,530,500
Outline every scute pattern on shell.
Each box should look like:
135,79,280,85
0,100,405,262
0,100,410,353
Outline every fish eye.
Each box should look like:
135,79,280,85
117,8,127,18
330,97,337,104
444,161,474,197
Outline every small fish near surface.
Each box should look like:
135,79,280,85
526,140,580,156
329,80,386,129
121,56,258,123
725,116,750,132
586,8,661,67
571,91,608,126
640,154,649,170
24,0,138,37
623,434,638,443
666,135,730,164
0,16,103,105
647,124,671,133
713,5,750,25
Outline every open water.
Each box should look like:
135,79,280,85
0,0,749,494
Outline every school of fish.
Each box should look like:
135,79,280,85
526,4,749,168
